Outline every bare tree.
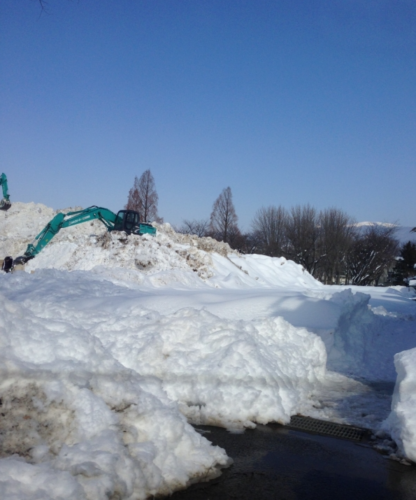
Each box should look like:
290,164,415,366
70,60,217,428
210,187,240,244
125,176,141,212
36,0,50,14
138,170,161,222
125,170,162,223
251,206,288,257
318,208,356,284
227,223,245,250
237,232,259,254
284,205,320,274
178,219,210,237
346,225,399,285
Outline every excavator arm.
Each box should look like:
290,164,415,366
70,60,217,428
10,206,156,268
17,206,118,262
0,173,11,211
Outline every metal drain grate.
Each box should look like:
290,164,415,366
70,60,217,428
288,415,366,441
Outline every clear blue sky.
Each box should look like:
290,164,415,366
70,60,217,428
1,0,415,230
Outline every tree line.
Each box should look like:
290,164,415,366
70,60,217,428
126,172,414,286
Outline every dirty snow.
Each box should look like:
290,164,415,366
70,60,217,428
1,202,416,498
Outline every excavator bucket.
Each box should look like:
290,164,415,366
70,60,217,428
0,199,11,211
1,256,14,273
13,255,32,266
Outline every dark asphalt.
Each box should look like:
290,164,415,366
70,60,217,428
171,424,416,500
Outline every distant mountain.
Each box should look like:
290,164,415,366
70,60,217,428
356,222,416,245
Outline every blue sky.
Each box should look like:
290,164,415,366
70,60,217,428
1,0,415,230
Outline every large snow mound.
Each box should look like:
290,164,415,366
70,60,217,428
0,270,328,429
383,347,416,463
0,274,229,499
0,202,319,291
0,268,331,497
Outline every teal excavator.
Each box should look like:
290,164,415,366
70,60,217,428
0,173,11,211
2,206,156,272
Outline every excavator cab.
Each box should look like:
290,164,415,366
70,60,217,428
113,210,141,235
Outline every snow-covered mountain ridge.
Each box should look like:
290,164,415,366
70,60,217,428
355,221,416,244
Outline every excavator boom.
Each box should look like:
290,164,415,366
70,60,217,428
0,173,11,211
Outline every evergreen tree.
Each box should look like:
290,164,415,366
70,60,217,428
391,241,416,285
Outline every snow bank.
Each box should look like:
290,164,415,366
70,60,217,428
224,253,320,289
0,282,229,499
87,307,327,428
327,290,374,369
1,202,320,292
0,270,328,430
383,347,416,463
0,267,331,496
316,288,416,382
3,201,416,473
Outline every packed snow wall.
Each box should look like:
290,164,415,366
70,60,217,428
0,270,329,428
325,290,375,372
0,286,230,499
383,347,416,463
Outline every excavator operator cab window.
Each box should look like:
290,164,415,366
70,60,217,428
115,210,140,234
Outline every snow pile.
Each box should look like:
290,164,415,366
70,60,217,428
0,202,57,258
0,202,111,271
295,288,416,383
1,270,328,429
382,347,416,463
2,202,416,475
0,282,229,499
75,307,327,429
0,203,230,286
24,227,235,289
0,202,320,292
326,290,375,372
210,253,319,289
154,222,233,257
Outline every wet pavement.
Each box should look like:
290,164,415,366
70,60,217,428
171,424,416,500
